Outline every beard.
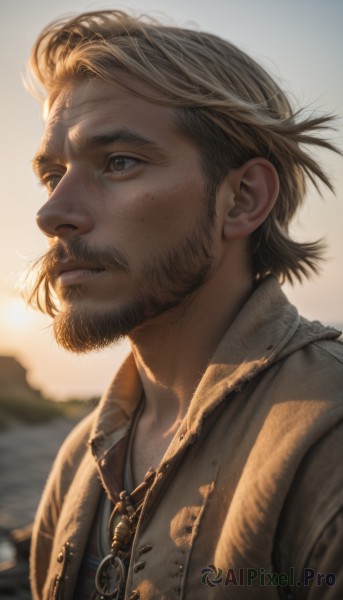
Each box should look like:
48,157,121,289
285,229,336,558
27,209,215,353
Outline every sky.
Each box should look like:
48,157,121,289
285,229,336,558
0,0,342,400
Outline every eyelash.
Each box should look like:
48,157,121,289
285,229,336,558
106,155,142,174
40,173,63,194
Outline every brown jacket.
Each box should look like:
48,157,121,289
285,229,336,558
30,278,343,599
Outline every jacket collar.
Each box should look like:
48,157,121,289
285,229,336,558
88,352,142,457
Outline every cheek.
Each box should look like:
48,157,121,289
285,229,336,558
92,172,206,250
126,177,205,223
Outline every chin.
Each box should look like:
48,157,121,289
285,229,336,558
52,299,146,353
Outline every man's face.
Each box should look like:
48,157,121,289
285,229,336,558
33,78,219,352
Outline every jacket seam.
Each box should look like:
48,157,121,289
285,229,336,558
312,340,343,365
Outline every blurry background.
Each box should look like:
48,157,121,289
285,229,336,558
0,1,342,592
0,0,342,402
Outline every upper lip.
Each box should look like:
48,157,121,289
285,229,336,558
57,261,105,276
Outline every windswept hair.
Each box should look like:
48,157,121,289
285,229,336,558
28,9,340,289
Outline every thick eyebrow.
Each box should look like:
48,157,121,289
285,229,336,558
31,154,59,178
32,127,166,176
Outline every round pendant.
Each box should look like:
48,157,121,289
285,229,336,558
95,554,126,599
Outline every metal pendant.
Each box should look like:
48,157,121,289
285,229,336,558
95,554,126,599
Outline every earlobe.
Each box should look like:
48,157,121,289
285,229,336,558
223,158,279,240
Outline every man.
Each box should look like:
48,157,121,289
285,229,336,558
26,9,342,600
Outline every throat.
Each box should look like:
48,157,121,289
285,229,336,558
128,401,180,488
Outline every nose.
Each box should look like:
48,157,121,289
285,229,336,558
36,176,93,239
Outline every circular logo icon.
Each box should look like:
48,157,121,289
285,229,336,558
201,564,223,587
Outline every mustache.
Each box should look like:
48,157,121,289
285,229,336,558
43,238,130,279
23,238,130,317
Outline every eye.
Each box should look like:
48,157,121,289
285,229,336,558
41,173,63,194
107,156,141,174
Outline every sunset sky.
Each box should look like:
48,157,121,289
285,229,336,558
0,0,342,400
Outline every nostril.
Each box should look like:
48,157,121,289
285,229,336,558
55,223,78,232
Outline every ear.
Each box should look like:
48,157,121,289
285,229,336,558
222,158,279,240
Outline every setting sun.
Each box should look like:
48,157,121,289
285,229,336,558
2,298,33,331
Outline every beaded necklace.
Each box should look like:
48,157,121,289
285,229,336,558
93,399,155,600
94,469,155,599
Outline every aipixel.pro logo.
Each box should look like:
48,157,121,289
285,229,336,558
201,564,223,587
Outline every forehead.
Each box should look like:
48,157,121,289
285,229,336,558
41,77,178,152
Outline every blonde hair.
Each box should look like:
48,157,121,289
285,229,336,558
29,10,340,284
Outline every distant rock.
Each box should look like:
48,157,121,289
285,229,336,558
0,355,43,401
0,355,93,428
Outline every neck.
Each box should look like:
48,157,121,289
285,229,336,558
129,256,253,433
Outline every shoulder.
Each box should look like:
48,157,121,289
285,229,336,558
273,322,343,402
311,336,343,365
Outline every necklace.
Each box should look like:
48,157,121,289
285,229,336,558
94,469,155,599
93,397,155,600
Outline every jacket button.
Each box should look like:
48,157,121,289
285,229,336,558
57,551,64,563
129,591,140,600
138,544,152,556
133,561,146,573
